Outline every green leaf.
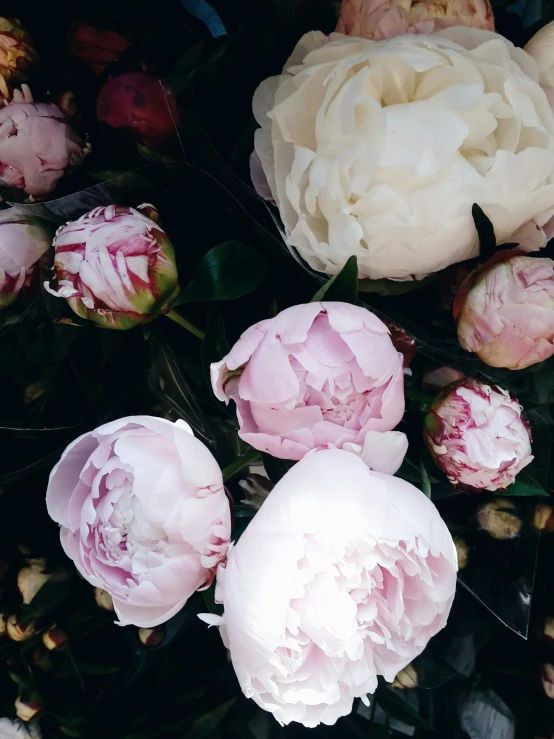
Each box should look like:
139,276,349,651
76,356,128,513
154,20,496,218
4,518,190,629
420,459,432,498
472,203,496,258
184,699,235,739
175,242,270,305
311,256,358,303
499,470,549,497
396,457,422,484
358,274,435,295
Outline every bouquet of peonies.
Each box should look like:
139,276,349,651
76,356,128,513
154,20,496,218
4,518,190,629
1,0,554,737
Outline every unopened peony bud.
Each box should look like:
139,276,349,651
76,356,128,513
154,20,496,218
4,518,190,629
15,695,44,722
7,615,36,642
67,20,131,77
544,617,554,642
476,499,522,540
391,663,418,689
532,503,554,533
94,587,114,611
454,537,469,570
0,613,6,635
0,210,52,309
17,558,51,604
384,322,416,369
456,254,554,370
45,205,180,330
424,379,532,492
524,22,554,90
239,474,274,510
0,18,38,103
542,664,554,699
421,367,465,395
138,626,164,647
97,72,179,151
42,626,68,651
336,0,494,40
31,647,54,672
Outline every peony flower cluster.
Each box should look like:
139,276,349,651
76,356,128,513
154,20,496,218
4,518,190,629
46,416,231,627
253,29,554,280
210,448,457,727
45,204,180,329
424,378,533,491
212,302,407,473
0,86,90,200
456,254,554,370
0,209,51,309
336,0,494,40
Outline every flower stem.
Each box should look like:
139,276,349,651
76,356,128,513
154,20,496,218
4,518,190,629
221,449,260,482
165,309,205,339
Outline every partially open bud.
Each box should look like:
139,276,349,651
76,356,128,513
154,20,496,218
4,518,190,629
42,626,68,651
17,558,51,605
7,615,36,642
392,663,418,689
94,587,114,611
138,626,164,647
423,379,532,492
476,499,522,540
238,474,274,510
15,695,44,722
454,537,469,570
456,254,554,370
542,664,554,699
45,205,180,330
532,504,554,533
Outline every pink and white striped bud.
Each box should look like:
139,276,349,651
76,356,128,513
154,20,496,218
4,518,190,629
456,254,554,370
0,86,90,200
0,209,51,308
423,379,533,492
45,204,180,329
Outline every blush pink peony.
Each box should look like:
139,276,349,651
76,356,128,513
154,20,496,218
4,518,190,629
424,379,533,491
46,416,231,627
211,302,407,473
207,448,457,727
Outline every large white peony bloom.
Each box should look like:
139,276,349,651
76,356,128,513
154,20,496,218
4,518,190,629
253,29,554,280
207,448,457,727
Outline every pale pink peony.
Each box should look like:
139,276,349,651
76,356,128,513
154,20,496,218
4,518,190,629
207,448,457,727
46,416,231,627
423,379,533,492
336,0,494,40
0,86,90,200
0,208,51,308
45,204,180,330
211,302,407,473
456,254,554,370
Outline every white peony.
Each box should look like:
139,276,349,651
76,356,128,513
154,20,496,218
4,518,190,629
253,29,554,280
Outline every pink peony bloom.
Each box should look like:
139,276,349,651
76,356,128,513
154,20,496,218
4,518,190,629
423,378,533,492
0,86,90,200
45,204,180,330
456,254,554,370
0,208,51,308
207,448,457,727
97,72,179,151
211,302,407,473
336,0,494,40
46,416,231,628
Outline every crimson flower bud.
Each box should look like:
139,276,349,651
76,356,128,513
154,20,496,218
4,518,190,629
15,694,44,722
476,499,522,540
42,626,68,651
97,72,179,151
423,379,532,492
67,20,130,77
384,322,416,369
7,615,36,642
138,626,164,647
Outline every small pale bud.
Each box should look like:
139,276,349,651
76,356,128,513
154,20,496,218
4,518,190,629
7,615,36,642
392,663,418,689
0,613,6,635
17,558,51,604
94,587,114,611
42,626,68,651
454,537,469,570
544,617,554,642
15,695,44,722
477,499,522,540
532,504,554,533
138,626,165,647
542,664,554,699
